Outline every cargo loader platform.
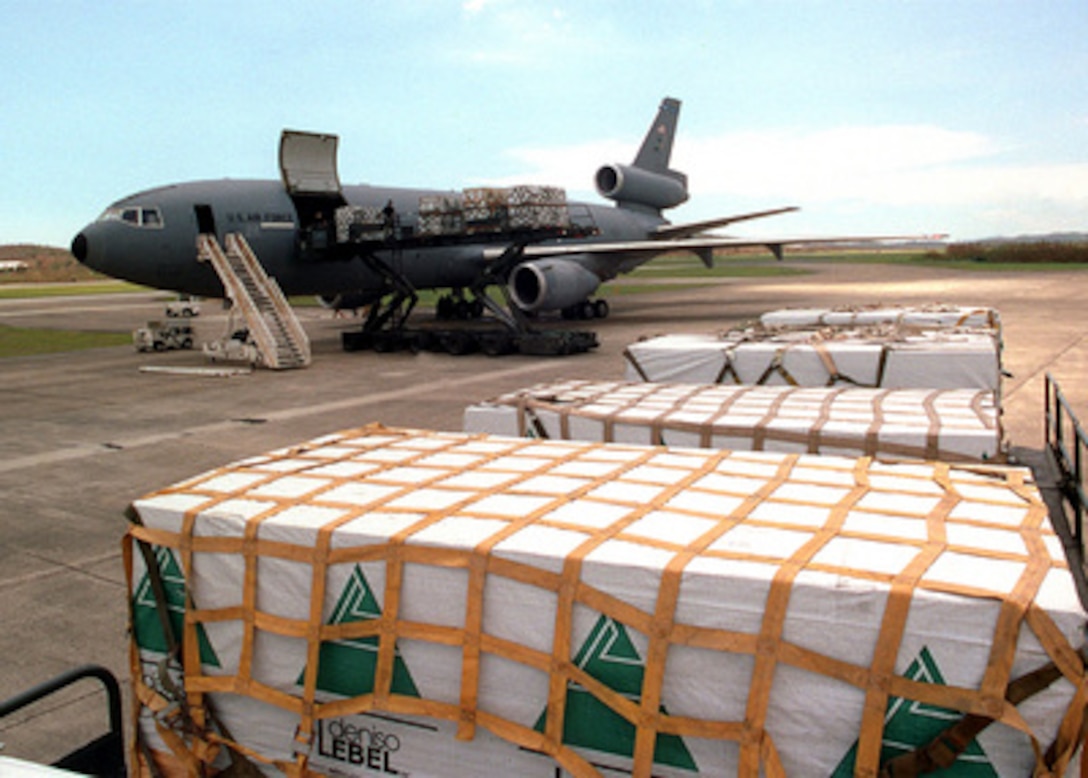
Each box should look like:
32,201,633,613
341,321,598,357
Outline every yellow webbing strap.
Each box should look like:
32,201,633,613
854,466,957,775
878,656,1068,777
750,386,794,451
754,347,800,386
921,390,942,460
714,348,743,384
125,530,221,777
862,389,889,457
516,399,551,439
741,457,872,776
700,384,751,445
635,452,798,777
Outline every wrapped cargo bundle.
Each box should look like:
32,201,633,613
760,304,1001,338
624,327,1001,391
418,194,464,237
463,379,1004,462
508,185,571,232
126,425,1086,778
334,206,385,243
463,187,510,234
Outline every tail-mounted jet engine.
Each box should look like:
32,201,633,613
595,163,688,211
508,259,601,313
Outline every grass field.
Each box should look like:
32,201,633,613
0,324,131,358
0,281,148,299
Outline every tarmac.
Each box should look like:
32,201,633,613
2,260,1088,767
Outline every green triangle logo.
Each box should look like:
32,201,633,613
534,615,697,771
299,565,420,698
832,647,997,776
132,546,220,667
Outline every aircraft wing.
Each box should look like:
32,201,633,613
651,206,800,240
484,233,928,267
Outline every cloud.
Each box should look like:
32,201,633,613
484,123,1088,237
450,3,581,68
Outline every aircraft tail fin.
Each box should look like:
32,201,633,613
595,97,689,212
633,97,681,173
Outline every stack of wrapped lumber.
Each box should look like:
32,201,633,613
126,425,1085,778
463,379,1004,462
759,304,1001,338
623,325,1001,391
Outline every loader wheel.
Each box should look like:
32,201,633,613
442,332,476,356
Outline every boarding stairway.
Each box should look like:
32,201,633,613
196,233,311,369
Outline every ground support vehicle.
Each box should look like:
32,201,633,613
164,299,200,317
202,328,261,365
133,321,194,352
342,321,597,356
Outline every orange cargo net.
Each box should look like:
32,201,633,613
124,424,1086,778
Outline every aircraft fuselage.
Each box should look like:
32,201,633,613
71,178,663,306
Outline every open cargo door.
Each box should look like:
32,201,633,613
279,130,347,233
279,130,348,257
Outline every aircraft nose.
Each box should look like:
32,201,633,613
71,232,89,264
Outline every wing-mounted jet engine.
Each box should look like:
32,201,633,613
508,258,603,315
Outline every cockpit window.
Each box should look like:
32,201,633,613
99,206,164,228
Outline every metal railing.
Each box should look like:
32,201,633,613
1045,373,1088,555
0,664,124,777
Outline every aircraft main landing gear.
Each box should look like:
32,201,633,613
435,291,485,321
341,247,598,357
561,298,610,321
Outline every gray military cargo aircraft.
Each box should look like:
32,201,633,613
70,98,885,341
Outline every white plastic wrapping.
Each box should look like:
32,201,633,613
126,426,1084,778
464,379,1003,462
624,328,1001,392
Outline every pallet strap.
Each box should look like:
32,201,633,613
878,657,1068,776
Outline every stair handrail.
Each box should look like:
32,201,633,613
225,233,311,366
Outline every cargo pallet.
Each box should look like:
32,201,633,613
341,323,598,357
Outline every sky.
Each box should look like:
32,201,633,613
3,0,1087,248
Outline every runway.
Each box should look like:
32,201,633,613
2,260,1087,764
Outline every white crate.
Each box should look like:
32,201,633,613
464,379,1004,462
760,304,1002,336
126,426,1085,778
624,328,1001,391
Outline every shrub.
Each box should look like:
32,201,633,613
936,241,1088,264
